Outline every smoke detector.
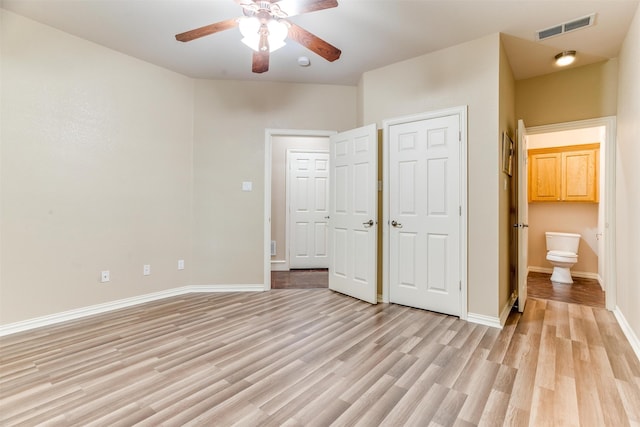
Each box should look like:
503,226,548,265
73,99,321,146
297,56,311,67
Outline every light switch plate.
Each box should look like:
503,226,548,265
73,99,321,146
178,259,185,270
143,264,151,276
242,181,252,192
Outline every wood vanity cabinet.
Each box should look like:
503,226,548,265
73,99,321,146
528,143,599,203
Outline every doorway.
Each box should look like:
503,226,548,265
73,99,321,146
518,117,616,311
265,125,379,299
264,129,336,290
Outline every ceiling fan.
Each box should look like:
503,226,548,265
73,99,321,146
175,0,342,74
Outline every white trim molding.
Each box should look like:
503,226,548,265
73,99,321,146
467,313,502,329
468,292,516,330
270,260,289,272
613,307,640,362
0,284,264,337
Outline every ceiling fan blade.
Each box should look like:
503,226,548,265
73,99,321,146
275,0,338,17
252,50,270,73
287,23,341,62
175,18,239,42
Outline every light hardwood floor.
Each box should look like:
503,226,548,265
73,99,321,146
1,290,639,426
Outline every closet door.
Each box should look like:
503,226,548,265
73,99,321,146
388,113,462,316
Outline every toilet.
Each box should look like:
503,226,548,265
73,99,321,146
545,232,581,284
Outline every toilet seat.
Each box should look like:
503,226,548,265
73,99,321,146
547,250,577,262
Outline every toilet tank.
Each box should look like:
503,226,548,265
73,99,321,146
545,232,581,253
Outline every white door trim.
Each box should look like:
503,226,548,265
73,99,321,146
264,129,336,290
524,116,617,311
286,149,330,270
382,106,468,320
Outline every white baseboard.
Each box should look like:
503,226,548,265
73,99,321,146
0,284,264,337
270,260,289,272
191,284,265,293
467,312,502,329
613,307,640,362
467,294,517,329
528,266,600,280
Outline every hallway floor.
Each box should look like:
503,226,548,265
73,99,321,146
271,269,328,289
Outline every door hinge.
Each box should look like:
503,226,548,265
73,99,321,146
459,206,462,216
459,131,461,142
459,280,462,291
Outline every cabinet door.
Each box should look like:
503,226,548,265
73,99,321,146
529,152,561,202
563,149,598,202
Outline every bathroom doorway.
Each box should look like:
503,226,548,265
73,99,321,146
520,117,616,310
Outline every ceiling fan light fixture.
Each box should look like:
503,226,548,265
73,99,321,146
239,16,288,53
267,19,288,50
555,50,576,66
176,0,341,74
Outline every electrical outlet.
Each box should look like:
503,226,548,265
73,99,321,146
178,259,185,270
101,270,110,283
143,264,151,276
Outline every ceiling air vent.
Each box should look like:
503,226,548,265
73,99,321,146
536,13,596,41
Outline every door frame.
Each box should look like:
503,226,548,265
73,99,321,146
286,149,330,270
382,106,468,320
522,116,617,311
264,129,336,290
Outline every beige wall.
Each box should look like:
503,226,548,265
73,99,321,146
360,33,503,318
528,203,599,274
516,60,618,127
615,5,640,344
499,37,516,313
1,11,194,324
270,135,330,266
192,80,356,286
526,129,602,275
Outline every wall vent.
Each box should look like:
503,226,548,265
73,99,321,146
536,13,596,41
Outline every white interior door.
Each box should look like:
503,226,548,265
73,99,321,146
517,119,529,312
329,124,378,304
388,114,461,316
288,151,330,269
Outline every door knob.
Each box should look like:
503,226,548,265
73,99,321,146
391,220,403,228
363,219,374,228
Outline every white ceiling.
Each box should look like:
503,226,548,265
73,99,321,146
2,0,638,85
